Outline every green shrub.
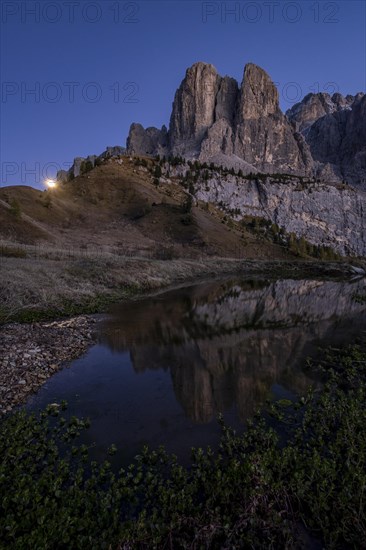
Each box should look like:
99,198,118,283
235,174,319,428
153,165,162,178
134,157,147,167
1,343,366,547
182,194,193,214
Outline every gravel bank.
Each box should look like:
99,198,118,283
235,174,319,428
0,316,97,415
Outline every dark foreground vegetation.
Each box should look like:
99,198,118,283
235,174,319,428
1,343,366,548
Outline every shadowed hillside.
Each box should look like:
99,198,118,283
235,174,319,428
0,157,293,260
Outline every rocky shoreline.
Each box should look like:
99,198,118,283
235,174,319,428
0,316,97,415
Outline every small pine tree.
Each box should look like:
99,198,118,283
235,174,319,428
154,165,162,178
253,217,261,232
307,243,314,257
288,233,297,254
298,236,307,257
182,194,193,214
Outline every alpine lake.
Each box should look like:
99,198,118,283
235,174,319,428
26,275,366,467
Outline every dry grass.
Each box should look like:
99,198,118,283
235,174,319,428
0,250,356,324
0,253,246,320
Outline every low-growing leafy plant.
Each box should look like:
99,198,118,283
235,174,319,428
352,293,366,304
1,343,366,547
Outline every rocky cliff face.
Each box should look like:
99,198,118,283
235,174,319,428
233,63,311,174
126,61,365,185
169,63,226,156
127,61,314,176
287,92,366,187
156,155,366,256
192,171,366,256
56,146,126,182
307,94,366,187
126,123,168,156
286,92,355,134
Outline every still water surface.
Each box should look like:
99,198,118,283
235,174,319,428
27,277,366,465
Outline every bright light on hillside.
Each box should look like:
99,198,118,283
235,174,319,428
45,179,57,189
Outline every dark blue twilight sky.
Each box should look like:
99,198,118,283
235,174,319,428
1,0,365,188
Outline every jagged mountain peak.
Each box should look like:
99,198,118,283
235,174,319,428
286,92,358,134
242,62,273,82
238,62,279,120
126,61,365,186
186,61,218,74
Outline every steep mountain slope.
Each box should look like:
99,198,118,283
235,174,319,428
287,92,366,187
286,92,357,134
0,194,50,244
4,154,366,258
306,94,366,186
153,159,366,257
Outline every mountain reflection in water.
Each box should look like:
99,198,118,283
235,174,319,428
101,278,366,424
27,277,366,464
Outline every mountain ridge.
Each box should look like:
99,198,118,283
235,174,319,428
126,61,365,187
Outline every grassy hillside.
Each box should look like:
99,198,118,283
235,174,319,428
0,157,291,260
